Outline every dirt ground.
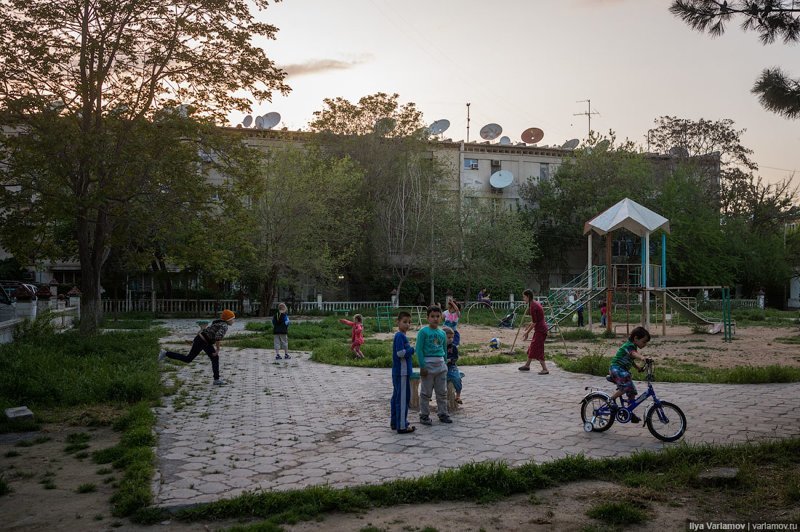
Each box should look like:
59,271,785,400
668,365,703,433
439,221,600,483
385,322,800,369
2,323,798,531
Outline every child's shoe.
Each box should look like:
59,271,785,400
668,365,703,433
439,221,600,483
419,415,432,426
283,353,291,359
158,349,167,362
630,413,641,424
438,414,453,424
213,379,226,386
275,354,282,360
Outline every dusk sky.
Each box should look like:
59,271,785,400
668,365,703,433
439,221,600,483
236,0,799,186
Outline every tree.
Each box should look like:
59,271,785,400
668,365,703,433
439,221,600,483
647,116,756,217
309,92,424,137
235,146,366,315
307,92,450,304
458,200,538,301
656,169,734,286
0,0,288,333
648,115,800,295
519,133,656,289
670,1,800,118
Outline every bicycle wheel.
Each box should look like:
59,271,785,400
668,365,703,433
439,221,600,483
580,393,615,432
645,401,686,442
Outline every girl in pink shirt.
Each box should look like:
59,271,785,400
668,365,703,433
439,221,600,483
339,314,365,359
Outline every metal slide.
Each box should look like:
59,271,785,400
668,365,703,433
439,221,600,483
664,290,724,332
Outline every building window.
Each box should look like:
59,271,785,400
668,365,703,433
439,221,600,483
464,158,479,170
540,163,550,181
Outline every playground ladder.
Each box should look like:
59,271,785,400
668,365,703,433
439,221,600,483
545,266,607,329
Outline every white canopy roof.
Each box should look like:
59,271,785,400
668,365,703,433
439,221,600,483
583,198,670,236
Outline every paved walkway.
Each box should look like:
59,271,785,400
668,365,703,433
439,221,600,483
153,320,800,507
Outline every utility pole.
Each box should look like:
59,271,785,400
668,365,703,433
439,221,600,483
574,99,599,137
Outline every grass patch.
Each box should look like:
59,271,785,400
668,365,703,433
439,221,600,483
76,482,97,493
172,438,800,528
0,329,163,408
0,475,10,496
561,329,600,342
100,317,160,330
13,434,51,447
91,402,157,517
0,417,41,434
775,335,800,345
553,354,800,384
4,450,20,458
586,500,648,525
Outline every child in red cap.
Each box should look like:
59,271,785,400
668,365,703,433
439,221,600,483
159,309,236,385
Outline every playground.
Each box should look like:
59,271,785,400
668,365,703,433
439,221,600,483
401,322,800,370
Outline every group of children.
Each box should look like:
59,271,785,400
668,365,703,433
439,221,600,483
160,297,653,433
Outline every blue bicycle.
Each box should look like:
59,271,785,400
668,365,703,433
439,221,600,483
580,359,686,442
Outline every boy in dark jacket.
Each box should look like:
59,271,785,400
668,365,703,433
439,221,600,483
272,302,290,360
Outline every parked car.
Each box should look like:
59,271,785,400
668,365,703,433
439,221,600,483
0,281,38,301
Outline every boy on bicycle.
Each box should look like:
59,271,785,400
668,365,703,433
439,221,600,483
608,326,651,423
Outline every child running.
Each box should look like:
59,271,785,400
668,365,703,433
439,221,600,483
391,311,416,434
339,314,365,359
417,305,452,425
159,309,236,386
272,302,290,360
608,326,651,423
444,326,463,405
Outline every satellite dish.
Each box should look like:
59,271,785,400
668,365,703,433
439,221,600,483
561,138,579,150
428,119,450,135
242,115,253,128
254,115,264,129
499,136,511,145
669,146,689,157
521,127,544,144
262,112,281,129
489,170,514,189
479,123,503,141
597,139,611,151
374,117,396,135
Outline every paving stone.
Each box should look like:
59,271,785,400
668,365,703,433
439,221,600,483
152,320,800,507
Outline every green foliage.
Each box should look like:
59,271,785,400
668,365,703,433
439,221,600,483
586,501,648,525
458,200,538,298
12,311,57,342
0,475,10,496
775,335,800,345
561,328,600,341
519,132,655,285
0,329,162,407
658,169,734,286
234,145,366,311
175,438,800,526
555,354,800,383
76,483,97,494
92,403,156,517
0,0,289,334
309,92,424,137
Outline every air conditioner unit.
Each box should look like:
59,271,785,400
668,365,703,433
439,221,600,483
469,163,479,170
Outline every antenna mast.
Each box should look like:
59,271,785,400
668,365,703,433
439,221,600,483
574,99,599,136
466,102,471,143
